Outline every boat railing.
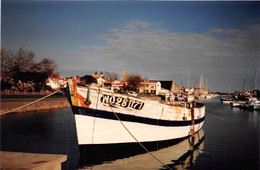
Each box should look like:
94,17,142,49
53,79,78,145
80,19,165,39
159,101,204,108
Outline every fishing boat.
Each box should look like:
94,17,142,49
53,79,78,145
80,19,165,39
66,78,205,145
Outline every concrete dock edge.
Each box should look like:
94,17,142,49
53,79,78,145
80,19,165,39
0,151,67,170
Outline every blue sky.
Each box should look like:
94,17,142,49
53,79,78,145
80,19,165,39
2,1,260,92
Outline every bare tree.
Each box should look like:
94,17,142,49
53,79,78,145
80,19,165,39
104,71,119,80
1,48,59,91
126,73,143,91
39,58,59,77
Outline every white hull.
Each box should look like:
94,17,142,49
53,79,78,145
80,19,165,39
231,101,246,107
222,100,232,104
75,114,204,145
67,79,206,145
249,104,260,110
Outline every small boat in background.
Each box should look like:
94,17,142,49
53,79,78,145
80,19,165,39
220,97,232,104
248,98,260,110
230,101,246,107
239,97,260,110
249,101,260,110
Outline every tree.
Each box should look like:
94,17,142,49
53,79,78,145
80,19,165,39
1,48,35,76
126,73,143,91
38,58,58,77
80,75,97,85
1,48,59,90
104,71,119,80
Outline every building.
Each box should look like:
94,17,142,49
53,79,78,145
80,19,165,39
104,79,120,89
179,87,195,94
160,80,179,94
112,81,127,92
170,80,179,93
91,72,106,79
94,76,106,87
194,88,208,95
139,81,161,95
46,77,68,90
122,69,127,82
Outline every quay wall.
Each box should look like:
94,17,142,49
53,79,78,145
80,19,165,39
0,98,70,115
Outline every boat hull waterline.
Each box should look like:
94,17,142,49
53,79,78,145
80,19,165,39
67,79,206,145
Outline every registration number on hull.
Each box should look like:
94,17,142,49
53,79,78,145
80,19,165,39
100,95,144,110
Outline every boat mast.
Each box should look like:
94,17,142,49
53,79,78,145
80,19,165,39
188,68,190,95
242,78,245,94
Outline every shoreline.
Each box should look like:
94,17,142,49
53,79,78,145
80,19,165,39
0,95,70,116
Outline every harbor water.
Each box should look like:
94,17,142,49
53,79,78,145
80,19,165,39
0,96,259,170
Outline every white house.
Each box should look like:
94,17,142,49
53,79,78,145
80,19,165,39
111,81,127,92
139,81,161,95
46,77,68,90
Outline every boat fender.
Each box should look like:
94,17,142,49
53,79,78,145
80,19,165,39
182,114,187,120
84,85,91,105
84,100,91,105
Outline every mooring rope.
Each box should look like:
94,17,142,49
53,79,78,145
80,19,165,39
206,112,226,121
0,90,59,115
108,105,173,170
206,112,248,125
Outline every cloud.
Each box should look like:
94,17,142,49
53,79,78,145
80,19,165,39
70,19,260,91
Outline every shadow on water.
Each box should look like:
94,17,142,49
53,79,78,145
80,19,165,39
78,129,205,170
0,108,80,170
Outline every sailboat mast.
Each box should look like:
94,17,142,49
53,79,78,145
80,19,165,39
188,69,190,94
242,78,245,93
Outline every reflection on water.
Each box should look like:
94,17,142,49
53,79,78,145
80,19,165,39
0,108,80,170
79,129,204,170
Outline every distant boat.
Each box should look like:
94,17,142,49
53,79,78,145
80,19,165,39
248,98,260,110
65,78,206,145
249,100,260,110
230,101,246,107
206,94,213,99
220,97,232,104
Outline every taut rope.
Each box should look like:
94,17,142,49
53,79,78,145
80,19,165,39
0,91,59,115
108,104,173,170
206,112,226,121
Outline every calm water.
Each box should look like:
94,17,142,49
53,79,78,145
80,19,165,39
0,96,259,170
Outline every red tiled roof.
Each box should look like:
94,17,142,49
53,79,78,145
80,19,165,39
72,77,80,81
58,77,67,81
141,81,158,84
104,80,113,83
114,81,127,86
179,87,194,89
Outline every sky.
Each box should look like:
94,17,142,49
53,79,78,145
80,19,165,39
2,1,260,92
